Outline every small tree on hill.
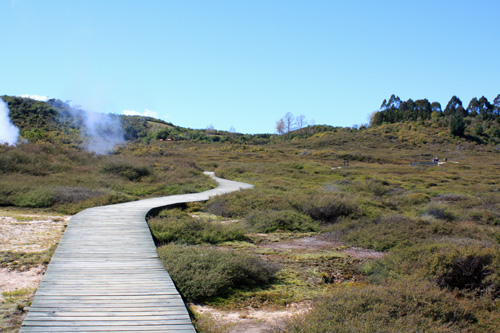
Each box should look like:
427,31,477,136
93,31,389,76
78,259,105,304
283,112,295,134
276,119,285,135
450,113,465,137
295,114,307,130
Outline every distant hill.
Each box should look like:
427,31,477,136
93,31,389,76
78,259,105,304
3,94,500,151
1,95,339,147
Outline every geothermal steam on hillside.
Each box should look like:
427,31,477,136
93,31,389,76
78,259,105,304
0,98,20,145
51,100,125,155
81,110,125,155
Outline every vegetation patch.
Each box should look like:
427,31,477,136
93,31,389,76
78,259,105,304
270,280,480,332
148,209,247,245
244,209,319,233
101,161,152,181
288,191,359,223
157,244,280,302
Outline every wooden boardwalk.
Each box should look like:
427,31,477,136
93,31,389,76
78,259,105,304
20,172,253,332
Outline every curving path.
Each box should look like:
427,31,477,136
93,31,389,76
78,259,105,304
20,172,253,332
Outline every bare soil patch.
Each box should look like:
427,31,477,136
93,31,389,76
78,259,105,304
193,302,312,333
0,213,68,253
0,266,44,293
257,234,386,260
0,211,68,331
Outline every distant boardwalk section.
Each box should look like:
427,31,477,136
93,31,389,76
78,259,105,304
21,172,253,332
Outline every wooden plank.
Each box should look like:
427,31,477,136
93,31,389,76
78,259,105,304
20,325,196,332
20,172,253,332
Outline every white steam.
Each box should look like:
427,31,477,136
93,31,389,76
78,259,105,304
81,110,125,155
0,98,20,145
53,100,125,155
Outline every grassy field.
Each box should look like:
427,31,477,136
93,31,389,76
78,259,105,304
2,120,500,331
147,123,500,331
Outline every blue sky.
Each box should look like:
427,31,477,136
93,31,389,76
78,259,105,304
1,0,499,134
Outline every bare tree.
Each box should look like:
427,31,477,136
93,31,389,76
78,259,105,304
283,112,295,134
295,114,307,130
206,124,215,136
229,126,236,139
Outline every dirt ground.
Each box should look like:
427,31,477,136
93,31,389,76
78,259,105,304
0,211,68,302
0,213,68,253
192,302,312,332
257,233,386,260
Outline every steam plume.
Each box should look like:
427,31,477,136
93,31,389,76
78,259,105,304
0,98,20,145
52,100,125,155
81,110,125,155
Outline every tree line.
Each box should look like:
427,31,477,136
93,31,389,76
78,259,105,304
372,94,500,138
372,94,500,126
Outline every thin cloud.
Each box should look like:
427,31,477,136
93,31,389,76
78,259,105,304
123,109,159,118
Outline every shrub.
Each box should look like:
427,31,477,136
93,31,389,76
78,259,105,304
427,245,499,294
352,179,389,196
421,203,455,221
343,215,427,251
206,189,289,218
157,244,280,302
14,188,55,208
406,193,431,205
148,209,247,245
363,241,500,295
288,191,358,223
101,161,151,181
52,186,105,204
244,209,320,233
437,255,491,291
270,280,476,332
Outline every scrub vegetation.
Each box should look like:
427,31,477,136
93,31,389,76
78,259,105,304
2,95,500,331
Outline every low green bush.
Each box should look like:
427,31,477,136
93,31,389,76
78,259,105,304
206,189,289,218
270,280,477,332
363,241,500,296
244,209,319,233
148,209,247,245
157,244,280,302
288,191,358,223
421,203,455,221
14,188,55,208
52,186,105,204
101,161,151,181
351,179,389,196
342,215,428,251
426,244,499,294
